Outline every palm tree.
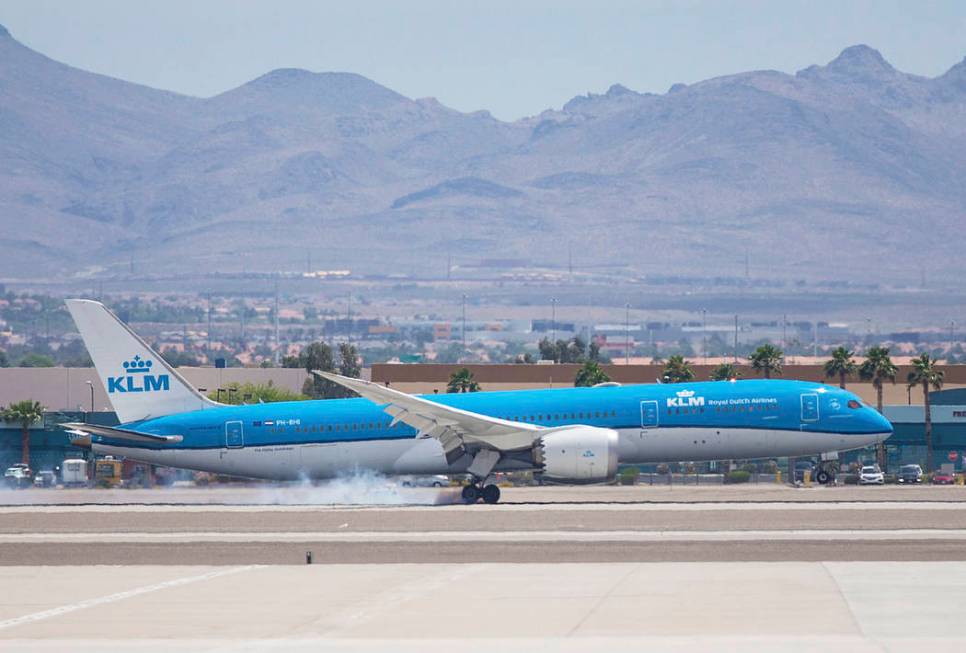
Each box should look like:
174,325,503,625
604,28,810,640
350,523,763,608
859,345,898,469
446,367,480,393
709,363,741,381
859,346,898,413
3,400,45,466
662,355,695,383
749,344,784,379
574,361,610,387
907,353,944,472
824,346,857,389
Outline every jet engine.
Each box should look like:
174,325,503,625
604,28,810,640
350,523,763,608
534,426,620,483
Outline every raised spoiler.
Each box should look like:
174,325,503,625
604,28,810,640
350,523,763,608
61,422,183,448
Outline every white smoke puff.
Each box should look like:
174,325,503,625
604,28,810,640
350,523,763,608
254,469,458,506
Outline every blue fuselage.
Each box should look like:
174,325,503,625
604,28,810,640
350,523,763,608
91,379,892,480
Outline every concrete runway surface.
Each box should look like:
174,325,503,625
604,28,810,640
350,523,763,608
1,562,964,651
2,484,965,651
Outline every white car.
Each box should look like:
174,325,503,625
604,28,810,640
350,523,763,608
858,465,885,485
398,475,450,488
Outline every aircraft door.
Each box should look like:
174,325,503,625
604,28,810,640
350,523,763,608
225,420,244,448
640,400,659,428
800,394,819,423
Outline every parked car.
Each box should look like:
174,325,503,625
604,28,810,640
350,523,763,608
932,472,956,485
858,465,885,485
398,475,450,488
898,464,924,484
32,470,57,488
4,464,33,489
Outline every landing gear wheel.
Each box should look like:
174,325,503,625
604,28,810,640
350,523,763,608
815,469,831,485
481,484,501,504
461,484,480,504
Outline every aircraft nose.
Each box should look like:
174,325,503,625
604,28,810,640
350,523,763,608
870,409,893,441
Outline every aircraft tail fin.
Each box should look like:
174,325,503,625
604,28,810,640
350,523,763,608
66,299,219,423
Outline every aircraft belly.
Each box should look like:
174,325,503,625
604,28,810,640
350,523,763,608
618,427,854,463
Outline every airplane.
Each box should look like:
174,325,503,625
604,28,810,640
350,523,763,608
63,299,892,504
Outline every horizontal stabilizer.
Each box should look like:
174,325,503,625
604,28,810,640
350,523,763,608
60,423,183,445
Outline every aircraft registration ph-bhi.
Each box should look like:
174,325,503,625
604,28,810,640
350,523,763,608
63,299,892,504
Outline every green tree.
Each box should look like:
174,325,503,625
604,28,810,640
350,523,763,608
860,345,898,469
907,353,944,472
709,362,741,381
588,341,607,363
749,344,784,379
824,346,857,389
574,360,610,387
538,337,558,362
662,355,695,383
18,353,55,368
207,381,306,405
0,350,8,367
859,346,898,414
338,343,361,379
446,367,481,393
3,400,45,466
298,342,342,399
160,350,202,368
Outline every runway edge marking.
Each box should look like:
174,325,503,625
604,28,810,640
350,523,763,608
0,565,262,632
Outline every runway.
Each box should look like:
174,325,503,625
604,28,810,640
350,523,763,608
3,484,966,564
2,484,965,650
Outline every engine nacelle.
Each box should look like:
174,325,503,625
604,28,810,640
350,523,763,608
534,426,620,483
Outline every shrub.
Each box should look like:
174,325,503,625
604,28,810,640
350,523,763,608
724,470,751,484
740,463,758,474
618,467,640,486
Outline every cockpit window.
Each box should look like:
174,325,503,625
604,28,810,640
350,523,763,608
847,400,861,409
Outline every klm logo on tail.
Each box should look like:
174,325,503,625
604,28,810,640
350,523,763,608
107,355,169,394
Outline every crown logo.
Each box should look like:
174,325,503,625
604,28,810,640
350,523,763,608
676,389,695,398
122,354,153,374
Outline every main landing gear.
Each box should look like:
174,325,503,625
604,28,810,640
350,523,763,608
461,482,501,504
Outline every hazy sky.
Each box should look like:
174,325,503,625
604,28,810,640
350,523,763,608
2,0,965,120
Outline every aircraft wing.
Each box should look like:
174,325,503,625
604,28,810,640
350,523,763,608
312,371,541,459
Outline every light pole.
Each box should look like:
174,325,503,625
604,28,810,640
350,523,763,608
733,314,738,364
625,303,631,365
85,380,94,417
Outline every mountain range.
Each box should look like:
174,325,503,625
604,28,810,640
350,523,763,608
2,22,965,282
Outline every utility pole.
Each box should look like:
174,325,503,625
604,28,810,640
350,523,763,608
568,243,573,283
813,321,819,358
702,309,707,365
551,298,557,344
273,279,280,366
733,314,738,364
461,294,467,361
206,293,212,361
346,293,352,343
782,314,787,352
625,303,631,365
